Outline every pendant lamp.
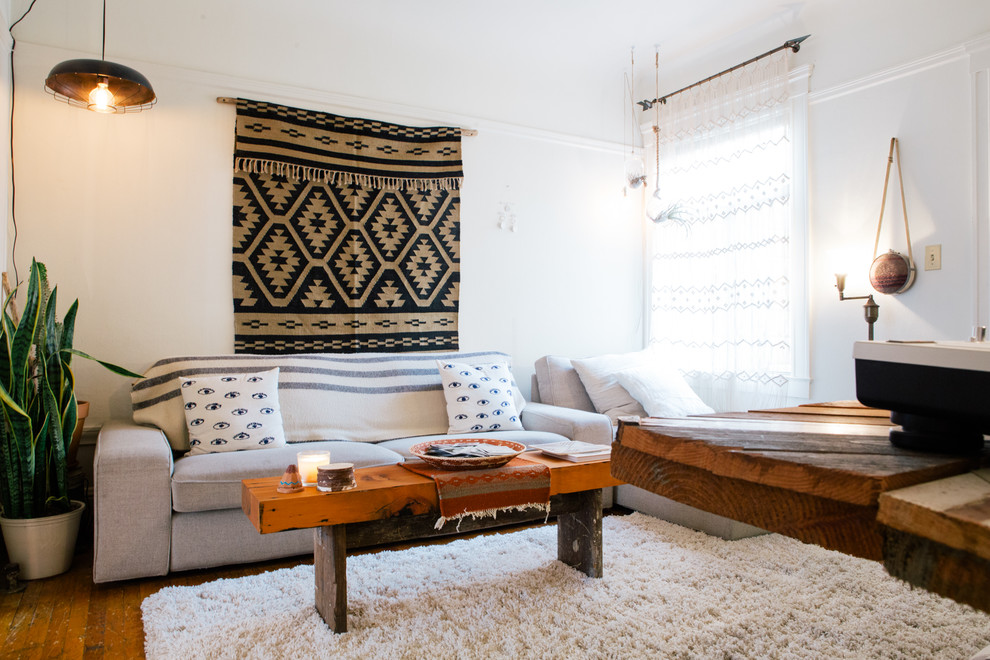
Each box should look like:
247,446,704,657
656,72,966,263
43,0,156,113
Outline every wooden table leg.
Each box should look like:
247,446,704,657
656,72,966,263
556,489,604,578
314,524,347,632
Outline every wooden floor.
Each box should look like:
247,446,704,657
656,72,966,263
1,509,630,659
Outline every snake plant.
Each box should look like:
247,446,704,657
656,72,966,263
0,260,142,519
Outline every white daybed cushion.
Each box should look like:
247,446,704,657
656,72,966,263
571,351,651,422
615,363,714,418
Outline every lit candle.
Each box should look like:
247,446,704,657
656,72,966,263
296,450,330,487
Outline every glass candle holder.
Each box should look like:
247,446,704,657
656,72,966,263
296,450,330,487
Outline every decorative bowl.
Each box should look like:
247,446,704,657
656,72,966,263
408,438,526,470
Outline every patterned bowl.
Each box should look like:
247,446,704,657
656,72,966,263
408,438,526,470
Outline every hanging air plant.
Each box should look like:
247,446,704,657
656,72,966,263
647,193,691,225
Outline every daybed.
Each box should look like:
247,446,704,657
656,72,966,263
92,350,611,583
533,351,765,540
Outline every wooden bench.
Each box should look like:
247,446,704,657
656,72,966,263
242,453,622,632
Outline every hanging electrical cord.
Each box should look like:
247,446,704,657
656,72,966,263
644,46,689,225
8,0,41,288
645,47,665,222
623,47,645,194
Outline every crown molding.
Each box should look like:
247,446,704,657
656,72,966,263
809,35,988,105
15,40,625,155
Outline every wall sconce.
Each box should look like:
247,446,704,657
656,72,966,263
835,273,879,340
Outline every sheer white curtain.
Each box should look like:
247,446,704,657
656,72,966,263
647,51,793,412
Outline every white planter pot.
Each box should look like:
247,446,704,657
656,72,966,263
0,500,85,580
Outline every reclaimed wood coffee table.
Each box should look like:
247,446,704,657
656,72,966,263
242,453,621,632
611,402,987,560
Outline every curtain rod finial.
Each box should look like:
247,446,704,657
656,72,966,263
785,35,811,52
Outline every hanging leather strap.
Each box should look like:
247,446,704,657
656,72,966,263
872,137,913,262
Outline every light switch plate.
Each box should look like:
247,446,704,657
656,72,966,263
924,244,941,271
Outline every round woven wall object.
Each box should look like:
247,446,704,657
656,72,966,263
869,250,915,294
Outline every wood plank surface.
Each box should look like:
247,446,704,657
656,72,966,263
242,454,621,534
618,422,986,507
243,466,438,533
610,441,884,559
882,526,990,612
709,411,894,425
877,469,990,561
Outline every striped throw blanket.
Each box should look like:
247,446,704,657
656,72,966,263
132,351,521,452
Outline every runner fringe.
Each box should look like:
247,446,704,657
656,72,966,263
437,502,553,532
235,157,462,191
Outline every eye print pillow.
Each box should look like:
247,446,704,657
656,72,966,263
179,368,287,455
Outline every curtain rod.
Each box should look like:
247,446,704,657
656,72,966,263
215,96,478,136
637,35,809,111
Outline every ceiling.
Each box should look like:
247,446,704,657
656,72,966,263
8,0,990,141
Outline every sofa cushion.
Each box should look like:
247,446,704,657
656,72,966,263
170,440,403,512
181,368,287,455
378,430,570,459
132,351,518,451
437,360,524,433
533,356,596,412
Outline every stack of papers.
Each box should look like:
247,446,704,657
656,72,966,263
536,441,611,462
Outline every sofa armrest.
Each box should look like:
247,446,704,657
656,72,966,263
92,419,174,583
521,401,613,447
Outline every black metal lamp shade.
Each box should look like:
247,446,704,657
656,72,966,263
44,58,156,113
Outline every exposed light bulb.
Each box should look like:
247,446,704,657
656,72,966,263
87,80,116,113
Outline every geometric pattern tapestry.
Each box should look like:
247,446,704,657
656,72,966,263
232,98,461,354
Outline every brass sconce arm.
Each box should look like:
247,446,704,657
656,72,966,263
835,274,879,341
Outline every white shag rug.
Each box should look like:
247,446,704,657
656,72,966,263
142,513,990,659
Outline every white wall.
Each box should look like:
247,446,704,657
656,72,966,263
9,42,642,427
807,48,978,401
650,2,990,404
7,0,990,429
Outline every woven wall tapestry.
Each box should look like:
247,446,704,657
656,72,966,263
231,99,461,354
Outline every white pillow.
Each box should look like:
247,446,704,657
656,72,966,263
180,368,287,455
436,361,524,433
571,351,651,422
615,363,714,418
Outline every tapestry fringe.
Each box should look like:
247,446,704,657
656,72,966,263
235,157,462,191
436,502,552,532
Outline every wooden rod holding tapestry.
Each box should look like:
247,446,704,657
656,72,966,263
216,97,478,136
230,98,462,354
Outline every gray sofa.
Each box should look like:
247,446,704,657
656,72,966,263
92,350,611,583
533,354,764,540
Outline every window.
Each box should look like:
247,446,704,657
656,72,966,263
646,52,810,411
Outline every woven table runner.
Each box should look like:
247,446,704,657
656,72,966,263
401,458,550,530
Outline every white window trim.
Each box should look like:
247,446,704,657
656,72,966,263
788,64,813,399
